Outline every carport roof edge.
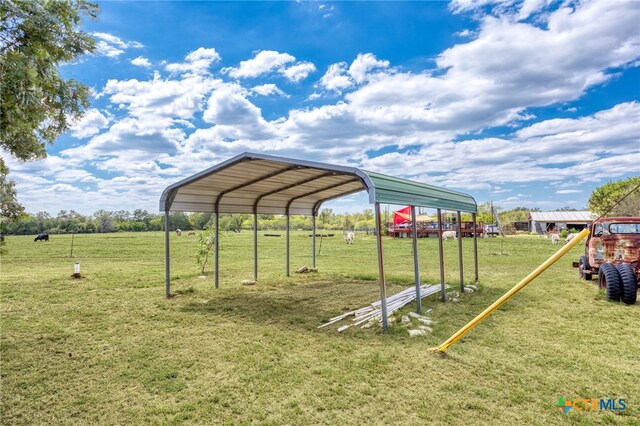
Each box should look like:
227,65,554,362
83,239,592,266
159,152,477,214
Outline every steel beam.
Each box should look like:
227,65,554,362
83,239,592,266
164,210,171,298
374,203,389,332
473,212,479,283
214,210,219,289
312,214,317,269
253,171,336,212
214,165,300,211
285,178,360,211
457,210,464,292
437,208,446,302
286,214,290,277
411,205,422,314
312,187,367,216
253,212,258,281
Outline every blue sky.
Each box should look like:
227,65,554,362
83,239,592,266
7,0,640,215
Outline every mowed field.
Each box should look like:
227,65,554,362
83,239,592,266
1,231,638,425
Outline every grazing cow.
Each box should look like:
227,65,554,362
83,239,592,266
345,231,355,244
551,233,560,245
442,230,457,240
175,229,182,236
565,233,576,244
187,230,196,236
34,233,49,242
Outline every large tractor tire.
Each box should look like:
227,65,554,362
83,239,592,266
599,263,622,302
579,256,592,281
616,263,638,305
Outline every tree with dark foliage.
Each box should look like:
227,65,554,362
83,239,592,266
0,0,98,216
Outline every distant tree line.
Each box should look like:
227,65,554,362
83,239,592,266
0,204,588,236
4,175,638,236
0,208,377,235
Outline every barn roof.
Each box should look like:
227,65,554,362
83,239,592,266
529,211,595,222
159,152,477,215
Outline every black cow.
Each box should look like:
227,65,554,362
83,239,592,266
34,233,49,242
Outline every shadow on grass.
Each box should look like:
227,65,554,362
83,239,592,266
179,278,512,337
179,280,384,332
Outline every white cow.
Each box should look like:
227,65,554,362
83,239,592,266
442,230,457,240
345,231,355,244
551,233,560,245
565,233,576,244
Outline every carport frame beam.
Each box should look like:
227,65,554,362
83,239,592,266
411,205,422,314
473,213,479,283
437,208,446,302
457,210,464,292
214,209,219,289
286,214,290,276
312,214,317,269
375,203,389,332
253,212,258,281
164,210,171,298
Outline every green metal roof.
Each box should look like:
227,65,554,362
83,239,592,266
160,152,477,214
365,171,477,213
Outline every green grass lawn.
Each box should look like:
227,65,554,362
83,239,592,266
1,231,638,425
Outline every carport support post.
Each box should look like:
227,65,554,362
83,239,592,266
374,202,389,332
214,210,219,289
457,210,464,292
253,212,258,281
437,208,446,302
411,205,422,314
164,210,171,298
286,213,290,277
472,212,479,283
312,214,317,269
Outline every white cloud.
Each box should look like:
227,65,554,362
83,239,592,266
356,102,640,190
95,41,124,58
319,62,352,92
92,32,143,58
281,62,316,82
131,56,152,67
165,47,221,75
517,0,548,21
348,53,389,84
556,189,582,194
226,50,295,79
201,84,275,140
251,84,287,97
63,116,184,163
50,184,83,193
54,169,101,183
102,73,220,119
69,109,110,139
319,53,390,92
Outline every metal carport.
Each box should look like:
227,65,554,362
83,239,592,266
160,152,478,332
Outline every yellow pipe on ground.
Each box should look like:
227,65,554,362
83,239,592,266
430,227,590,352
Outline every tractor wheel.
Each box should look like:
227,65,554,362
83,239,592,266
579,256,592,281
599,263,622,302
616,263,638,305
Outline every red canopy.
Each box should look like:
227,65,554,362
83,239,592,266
393,206,412,224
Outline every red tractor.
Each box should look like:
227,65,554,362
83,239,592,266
576,217,639,305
